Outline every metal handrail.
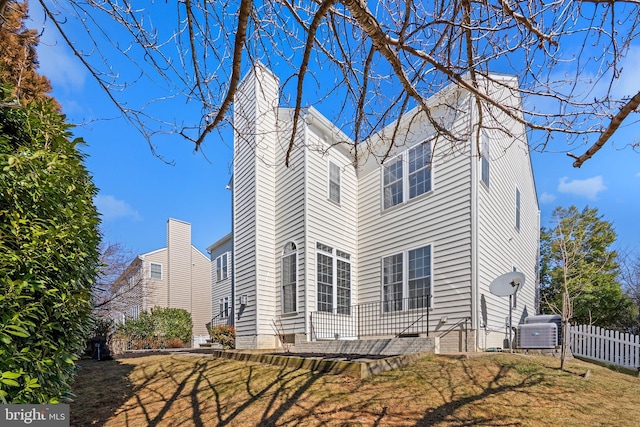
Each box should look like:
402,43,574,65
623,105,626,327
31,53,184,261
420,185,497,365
209,309,231,329
396,313,428,338
310,296,431,340
438,317,471,339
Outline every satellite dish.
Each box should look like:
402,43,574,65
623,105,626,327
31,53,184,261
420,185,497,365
489,272,525,297
488,271,525,352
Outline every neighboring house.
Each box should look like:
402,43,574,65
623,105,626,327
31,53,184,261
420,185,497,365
208,64,539,351
109,218,212,339
207,232,233,327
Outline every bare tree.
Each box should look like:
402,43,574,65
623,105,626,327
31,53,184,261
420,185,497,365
540,206,630,370
619,252,640,334
93,241,155,324
16,0,640,166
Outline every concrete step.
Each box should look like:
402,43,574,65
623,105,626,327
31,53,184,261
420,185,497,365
199,342,224,350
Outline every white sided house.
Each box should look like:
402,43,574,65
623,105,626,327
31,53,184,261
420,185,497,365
209,64,539,352
110,218,212,340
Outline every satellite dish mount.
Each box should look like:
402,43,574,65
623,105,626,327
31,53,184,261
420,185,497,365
489,272,525,352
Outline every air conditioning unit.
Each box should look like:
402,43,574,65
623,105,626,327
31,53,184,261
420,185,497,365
517,323,557,349
525,315,562,345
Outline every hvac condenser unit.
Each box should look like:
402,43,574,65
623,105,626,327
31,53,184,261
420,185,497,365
525,314,562,345
517,323,557,349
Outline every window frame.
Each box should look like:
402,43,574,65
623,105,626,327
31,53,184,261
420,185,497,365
215,252,229,282
149,262,162,280
515,187,521,231
316,242,352,314
281,242,298,314
129,305,140,320
219,297,229,318
328,161,341,205
383,155,404,209
481,130,490,188
381,244,433,312
382,140,433,210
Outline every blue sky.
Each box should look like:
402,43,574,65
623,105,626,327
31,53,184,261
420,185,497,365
27,2,640,258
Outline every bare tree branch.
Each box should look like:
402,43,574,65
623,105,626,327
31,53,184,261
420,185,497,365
571,91,640,167
22,0,640,168
193,0,253,150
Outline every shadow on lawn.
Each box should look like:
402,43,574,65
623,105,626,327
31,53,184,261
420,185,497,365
112,354,330,426
414,359,545,426
139,358,325,426
70,358,136,427
71,353,556,426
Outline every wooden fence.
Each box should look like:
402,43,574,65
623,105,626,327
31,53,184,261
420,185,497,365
569,325,640,370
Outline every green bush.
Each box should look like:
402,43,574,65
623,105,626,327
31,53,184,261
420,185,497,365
153,307,192,344
0,95,101,403
117,307,193,349
208,325,235,349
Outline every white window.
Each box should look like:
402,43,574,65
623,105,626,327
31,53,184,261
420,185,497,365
515,187,521,231
382,254,403,312
383,155,403,209
216,253,229,282
408,142,431,199
481,131,490,187
383,141,432,209
219,297,229,318
282,242,297,313
382,245,432,312
328,162,341,204
150,263,162,280
129,305,140,320
316,243,351,314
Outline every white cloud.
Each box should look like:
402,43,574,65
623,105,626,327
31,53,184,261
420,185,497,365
612,44,640,98
95,195,141,222
27,4,87,94
540,192,556,204
36,41,87,94
557,176,607,200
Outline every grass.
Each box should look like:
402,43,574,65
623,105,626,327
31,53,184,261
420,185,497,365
70,352,640,426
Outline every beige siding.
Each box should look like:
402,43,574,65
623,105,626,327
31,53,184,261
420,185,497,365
190,246,213,337
474,77,539,349
167,219,192,312
143,249,168,309
358,96,474,333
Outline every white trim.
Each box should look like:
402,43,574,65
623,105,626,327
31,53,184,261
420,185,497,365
380,243,434,312
480,130,490,189
215,252,230,282
315,242,352,313
327,160,341,205
515,186,521,231
219,297,230,318
281,241,298,314
303,122,310,337
149,262,163,280
141,247,165,258
380,139,434,212
470,99,479,342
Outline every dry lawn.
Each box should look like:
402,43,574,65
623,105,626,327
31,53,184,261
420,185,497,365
70,352,640,426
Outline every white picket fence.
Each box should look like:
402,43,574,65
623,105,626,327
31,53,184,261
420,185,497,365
569,325,640,369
